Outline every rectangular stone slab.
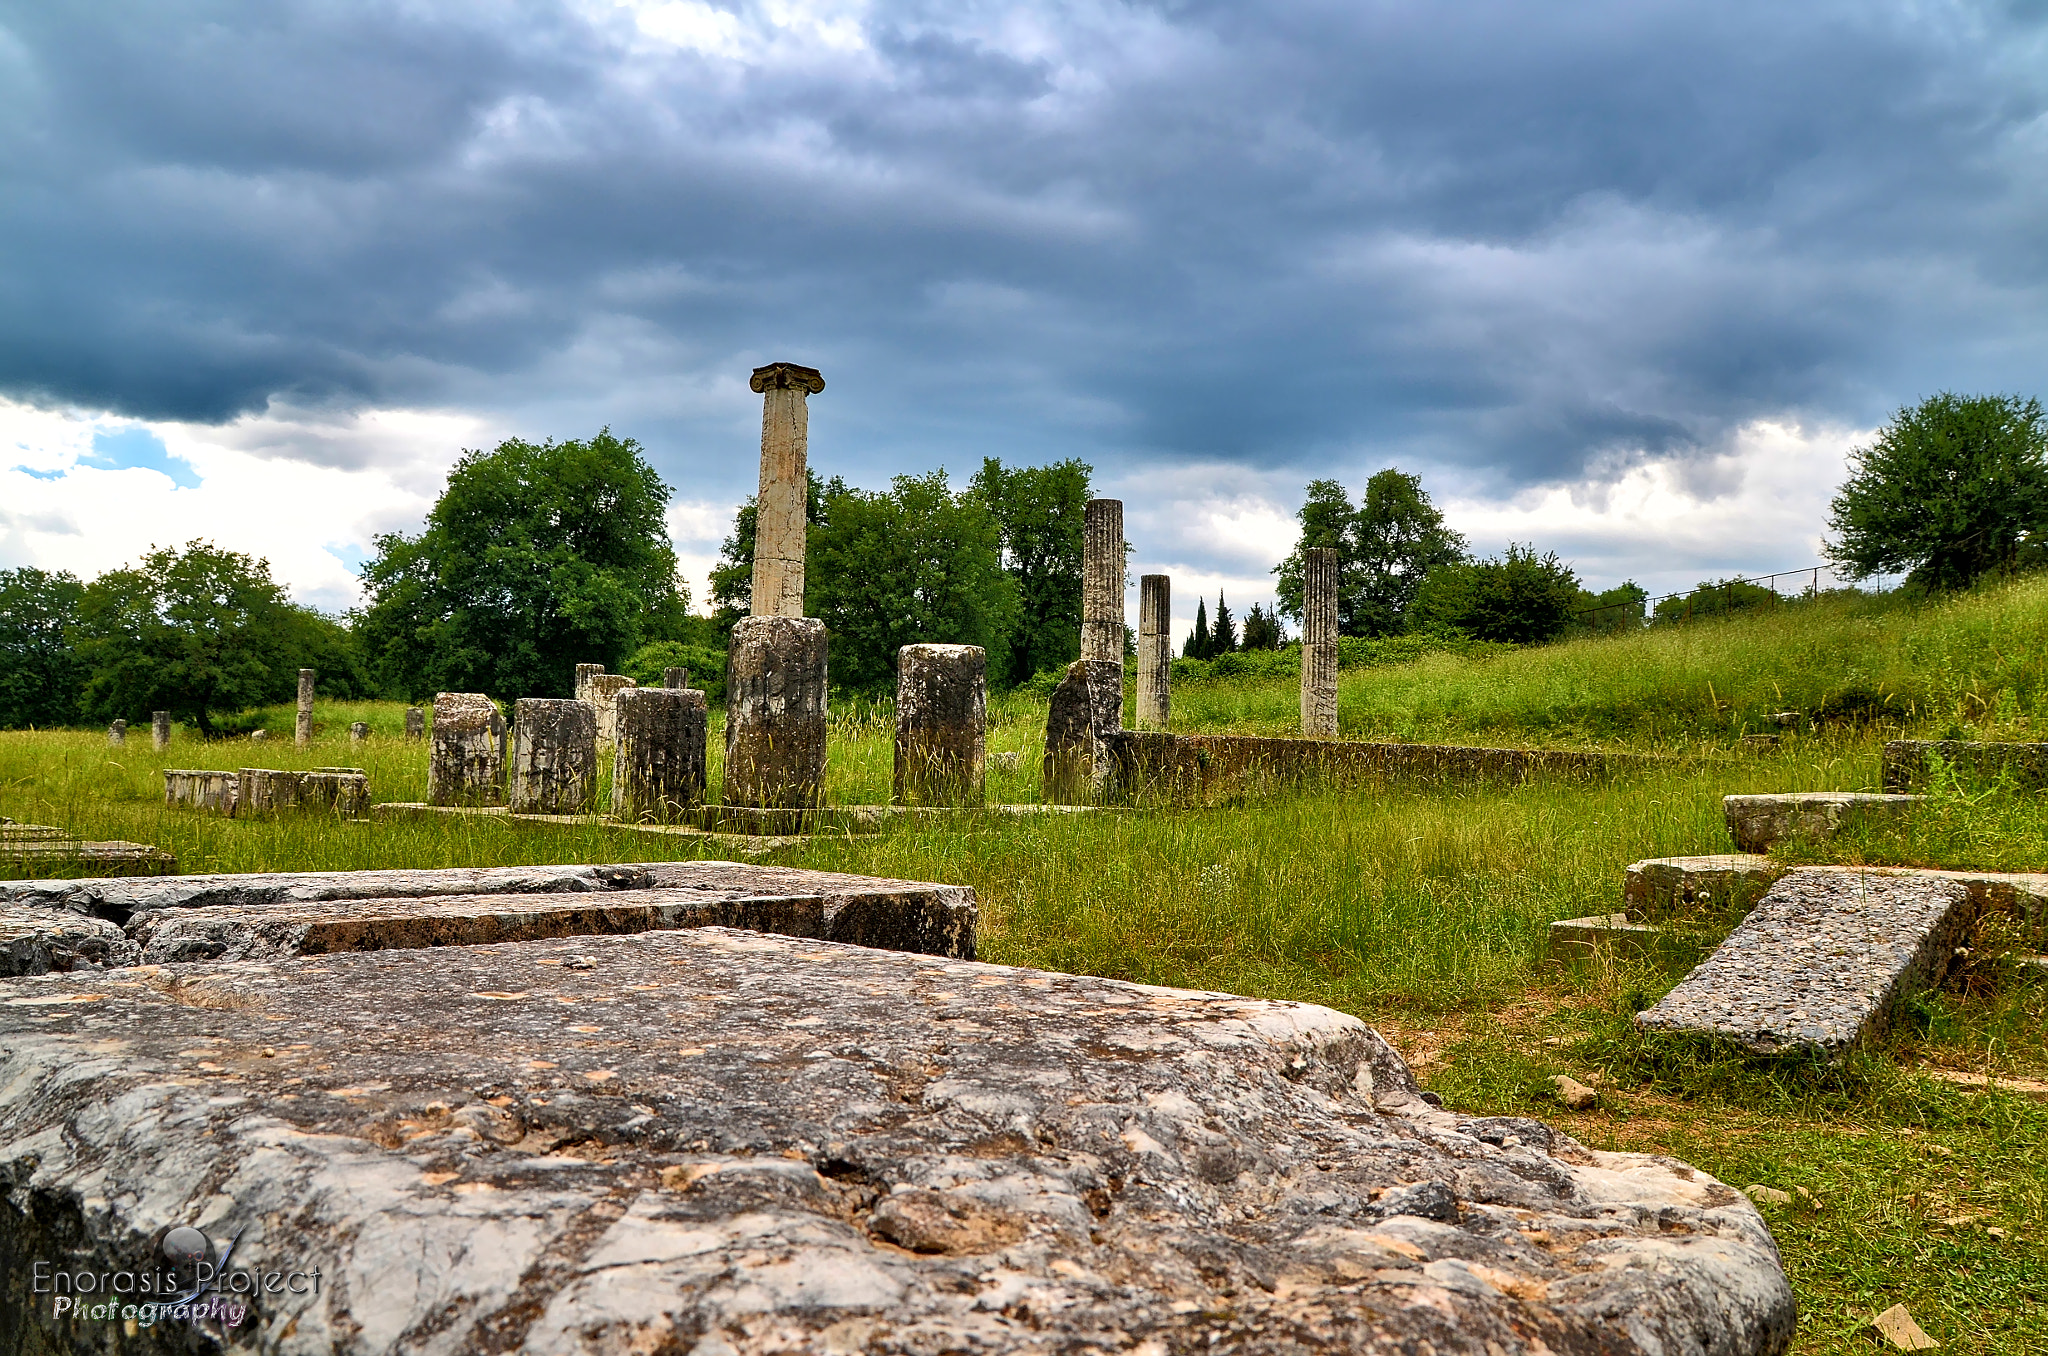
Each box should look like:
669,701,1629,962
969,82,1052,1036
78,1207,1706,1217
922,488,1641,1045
0,929,1793,1354
127,879,973,963
1722,792,1922,854
1623,855,1777,923
1635,869,1975,1055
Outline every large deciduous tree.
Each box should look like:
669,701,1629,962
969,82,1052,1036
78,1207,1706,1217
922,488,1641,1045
807,470,1019,691
0,567,88,728
357,430,686,700
968,457,1091,685
73,542,324,735
1825,393,2048,590
1274,471,1466,635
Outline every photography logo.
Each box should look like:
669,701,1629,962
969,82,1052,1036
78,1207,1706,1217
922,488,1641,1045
31,1217,321,1332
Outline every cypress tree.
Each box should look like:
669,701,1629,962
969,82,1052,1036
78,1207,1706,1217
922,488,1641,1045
1211,591,1237,654
1187,597,1210,659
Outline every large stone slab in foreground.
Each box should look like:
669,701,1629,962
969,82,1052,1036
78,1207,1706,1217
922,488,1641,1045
0,930,1793,1354
1636,869,1974,1056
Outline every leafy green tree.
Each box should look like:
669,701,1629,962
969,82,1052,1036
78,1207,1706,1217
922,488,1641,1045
1210,592,1237,654
1240,602,1283,650
74,542,314,735
806,470,1020,691
1569,581,1649,635
968,458,1092,685
1826,393,2048,590
1409,544,1580,644
1186,596,1211,659
1275,471,1466,635
1651,577,1776,623
0,567,88,728
708,469,834,635
357,430,686,700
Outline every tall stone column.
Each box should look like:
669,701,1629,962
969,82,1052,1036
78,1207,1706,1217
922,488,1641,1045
1136,574,1171,728
428,693,505,806
724,616,828,811
152,711,170,751
749,362,826,619
1300,547,1339,740
895,645,986,807
507,698,598,815
1081,499,1125,666
295,669,316,747
613,687,708,822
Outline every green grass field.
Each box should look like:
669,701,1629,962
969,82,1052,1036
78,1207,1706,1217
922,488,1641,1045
3,575,2045,1353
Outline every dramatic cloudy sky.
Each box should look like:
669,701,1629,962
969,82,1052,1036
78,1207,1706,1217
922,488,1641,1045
3,1,2045,637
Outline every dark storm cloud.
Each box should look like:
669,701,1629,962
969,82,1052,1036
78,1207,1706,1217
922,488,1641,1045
1,0,2044,495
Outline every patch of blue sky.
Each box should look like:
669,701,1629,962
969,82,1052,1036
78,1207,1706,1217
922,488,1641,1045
86,426,201,489
324,541,370,575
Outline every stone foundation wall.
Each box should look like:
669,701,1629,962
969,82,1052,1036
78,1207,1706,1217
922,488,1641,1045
1103,731,1626,805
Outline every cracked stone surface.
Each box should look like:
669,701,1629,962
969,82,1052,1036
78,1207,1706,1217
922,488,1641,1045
0,904,138,975
0,929,1792,1354
1636,869,1974,1055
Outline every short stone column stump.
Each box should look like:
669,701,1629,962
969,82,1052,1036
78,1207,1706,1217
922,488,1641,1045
428,693,505,807
894,644,986,807
725,616,828,812
612,687,708,823
507,698,599,815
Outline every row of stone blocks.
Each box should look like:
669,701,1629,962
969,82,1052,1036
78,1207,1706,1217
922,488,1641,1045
429,688,713,818
163,767,370,816
0,861,1798,1352
1,820,176,878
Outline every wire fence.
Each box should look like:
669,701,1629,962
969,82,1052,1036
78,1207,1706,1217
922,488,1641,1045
1573,563,1887,628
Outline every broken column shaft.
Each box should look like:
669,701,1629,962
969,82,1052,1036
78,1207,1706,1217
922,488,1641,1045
1081,499,1125,669
1137,574,1171,728
404,707,425,742
1043,660,1124,805
1300,547,1339,739
151,711,170,751
663,667,689,690
749,362,826,619
895,645,987,807
106,719,126,746
612,687,708,822
507,698,598,815
295,669,315,747
428,693,505,807
724,616,828,812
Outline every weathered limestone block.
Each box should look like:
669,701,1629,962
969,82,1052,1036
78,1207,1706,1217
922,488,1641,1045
1080,497,1125,669
295,666,316,746
404,705,425,741
1624,854,1778,923
1882,739,2048,793
508,698,599,815
0,930,1794,1354
1137,573,1171,728
163,768,239,814
1043,659,1123,805
0,862,978,956
573,662,605,702
1548,913,1673,962
725,615,828,810
1301,545,1339,739
152,710,170,750
238,767,305,814
663,666,689,689
1636,870,1975,1055
583,674,637,747
0,905,138,975
105,719,125,745
130,870,975,963
1723,792,1923,854
428,692,504,806
612,687,708,822
250,728,270,741
894,644,986,807
1104,731,1627,805
302,769,370,818
749,362,826,618
350,720,369,742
